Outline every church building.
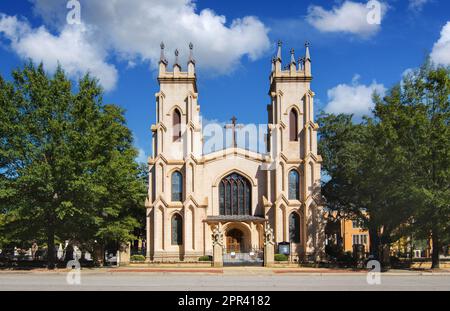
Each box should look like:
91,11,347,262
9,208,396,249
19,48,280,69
145,41,325,264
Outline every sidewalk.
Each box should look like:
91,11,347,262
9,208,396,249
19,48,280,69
1,266,449,276
106,266,450,276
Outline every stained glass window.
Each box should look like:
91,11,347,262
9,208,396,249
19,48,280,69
219,183,225,215
289,212,300,243
288,170,300,200
171,171,183,202
219,173,251,216
171,214,183,245
238,181,245,215
225,182,231,215
232,182,238,215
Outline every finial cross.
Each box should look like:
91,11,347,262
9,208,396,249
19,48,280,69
225,116,244,148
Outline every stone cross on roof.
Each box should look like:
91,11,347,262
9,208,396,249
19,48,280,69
225,116,244,148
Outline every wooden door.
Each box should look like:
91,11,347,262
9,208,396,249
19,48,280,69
226,229,243,253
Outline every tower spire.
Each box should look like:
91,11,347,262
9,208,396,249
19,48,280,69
159,42,168,65
188,42,195,64
187,43,196,76
290,48,296,64
304,41,311,76
298,56,305,71
276,40,282,61
174,49,180,67
305,41,311,61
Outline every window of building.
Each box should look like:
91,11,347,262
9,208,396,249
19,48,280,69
288,170,300,200
352,234,368,245
171,171,183,202
173,109,181,142
289,212,301,243
289,109,298,141
219,173,251,216
171,214,183,245
352,220,361,229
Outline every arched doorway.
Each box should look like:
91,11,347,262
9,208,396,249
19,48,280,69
226,229,244,253
222,226,264,266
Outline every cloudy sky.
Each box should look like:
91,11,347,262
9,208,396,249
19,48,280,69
0,0,449,161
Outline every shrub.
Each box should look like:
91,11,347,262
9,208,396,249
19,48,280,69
325,244,344,260
130,255,146,262
274,254,289,262
198,255,212,262
337,252,356,267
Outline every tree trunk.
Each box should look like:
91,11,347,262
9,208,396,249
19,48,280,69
47,225,56,270
93,243,104,267
431,230,440,269
380,243,391,269
369,227,380,260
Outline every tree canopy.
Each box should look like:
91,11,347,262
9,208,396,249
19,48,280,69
0,62,147,267
319,60,450,268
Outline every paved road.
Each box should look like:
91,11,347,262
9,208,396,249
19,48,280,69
0,271,449,291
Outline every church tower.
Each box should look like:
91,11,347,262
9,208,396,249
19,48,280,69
147,43,204,261
266,41,324,260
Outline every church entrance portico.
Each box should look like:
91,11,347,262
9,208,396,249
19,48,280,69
223,224,263,266
207,218,265,266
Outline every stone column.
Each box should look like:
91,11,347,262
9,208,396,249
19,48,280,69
119,242,131,266
212,225,224,268
264,244,275,268
264,223,275,267
213,244,223,268
145,207,151,262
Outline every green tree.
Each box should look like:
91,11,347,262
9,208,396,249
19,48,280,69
319,60,450,268
374,61,450,268
318,113,413,264
0,62,146,268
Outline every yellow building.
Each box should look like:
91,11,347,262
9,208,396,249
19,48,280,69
340,219,370,254
325,212,370,256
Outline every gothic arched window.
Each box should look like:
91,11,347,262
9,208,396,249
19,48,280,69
289,109,298,141
171,213,183,245
288,169,300,200
171,171,183,202
289,212,301,243
173,109,181,142
219,173,251,216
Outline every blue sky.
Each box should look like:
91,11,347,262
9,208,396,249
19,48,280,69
1,0,449,162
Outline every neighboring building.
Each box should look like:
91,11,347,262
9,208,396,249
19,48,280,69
325,215,370,255
342,220,370,254
145,41,325,263
391,236,433,258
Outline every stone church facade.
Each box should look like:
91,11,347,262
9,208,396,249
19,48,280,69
145,41,325,264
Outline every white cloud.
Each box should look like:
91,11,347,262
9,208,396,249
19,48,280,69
430,22,450,66
0,14,118,91
136,148,148,164
324,74,386,118
306,1,388,38
408,0,430,11
29,0,271,75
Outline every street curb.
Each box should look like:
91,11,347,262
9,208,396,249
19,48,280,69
272,271,450,276
107,268,224,274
